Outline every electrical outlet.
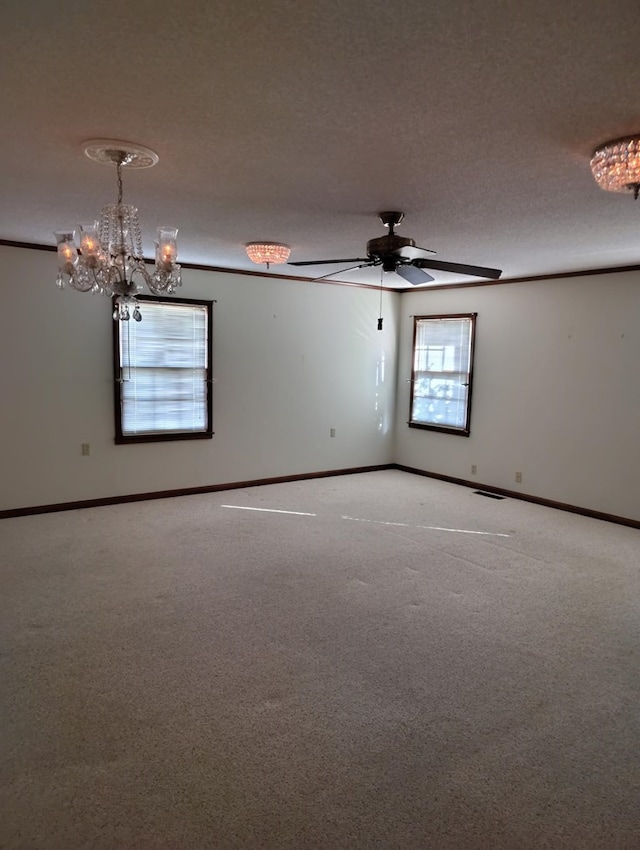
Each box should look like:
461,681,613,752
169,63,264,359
471,464,477,475
330,428,336,438
81,443,90,456
515,471,522,483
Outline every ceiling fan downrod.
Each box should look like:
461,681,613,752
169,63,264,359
378,211,405,235
368,211,414,262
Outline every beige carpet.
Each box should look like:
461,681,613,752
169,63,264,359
1,470,639,849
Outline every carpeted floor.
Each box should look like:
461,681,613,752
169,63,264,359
1,469,639,849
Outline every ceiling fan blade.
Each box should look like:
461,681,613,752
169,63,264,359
414,258,502,279
396,265,435,285
288,257,369,267
392,244,436,261
312,263,375,281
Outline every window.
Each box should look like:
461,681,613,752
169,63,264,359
113,296,213,443
409,313,476,436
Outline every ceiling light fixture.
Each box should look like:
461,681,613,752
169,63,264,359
590,135,640,200
54,139,182,321
245,242,291,268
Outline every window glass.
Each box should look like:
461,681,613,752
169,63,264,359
409,314,476,436
114,297,213,443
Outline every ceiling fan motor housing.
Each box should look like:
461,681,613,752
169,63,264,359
367,233,416,263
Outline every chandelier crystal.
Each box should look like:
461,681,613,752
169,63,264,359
55,140,182,321
245,242,291,268
590,136,640,200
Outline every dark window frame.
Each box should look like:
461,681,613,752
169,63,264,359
408,313,477,437
112,294,214,444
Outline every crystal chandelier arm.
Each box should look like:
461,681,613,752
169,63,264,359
131,260,153,288
70,265,97,292
150,263,182,295
54,231,95,292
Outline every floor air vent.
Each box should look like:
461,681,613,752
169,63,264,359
474,491,506,500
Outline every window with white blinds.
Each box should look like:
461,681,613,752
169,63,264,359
409,314,476,436
114,297,213,442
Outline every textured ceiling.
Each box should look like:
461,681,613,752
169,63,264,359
1,0,639,288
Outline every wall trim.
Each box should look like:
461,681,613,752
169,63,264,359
0,465,394,519
395,464,640,530
0,239,396,292
2,463,638,529
2,238,639,292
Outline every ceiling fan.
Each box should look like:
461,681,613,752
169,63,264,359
288,211,502,285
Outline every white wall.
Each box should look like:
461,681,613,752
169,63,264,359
3,245,639,522
395,272,640,522
0,246,398,510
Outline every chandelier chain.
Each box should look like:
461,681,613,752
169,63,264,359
116,159,124,206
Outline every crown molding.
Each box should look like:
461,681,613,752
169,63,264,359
0,240,397,292
2,239,639,292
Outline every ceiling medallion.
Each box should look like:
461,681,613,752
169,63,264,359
54,139,181,321
246,242,291,269
590,135,640,200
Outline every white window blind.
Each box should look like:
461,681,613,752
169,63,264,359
118,301,209,437
410,315,475,433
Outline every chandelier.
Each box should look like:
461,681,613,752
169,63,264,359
55,140,182,321
245,242,291,268
590,135,640,200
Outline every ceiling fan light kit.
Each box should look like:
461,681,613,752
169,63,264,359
590,136,640,200
245,242,291,268
54,140,182,321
